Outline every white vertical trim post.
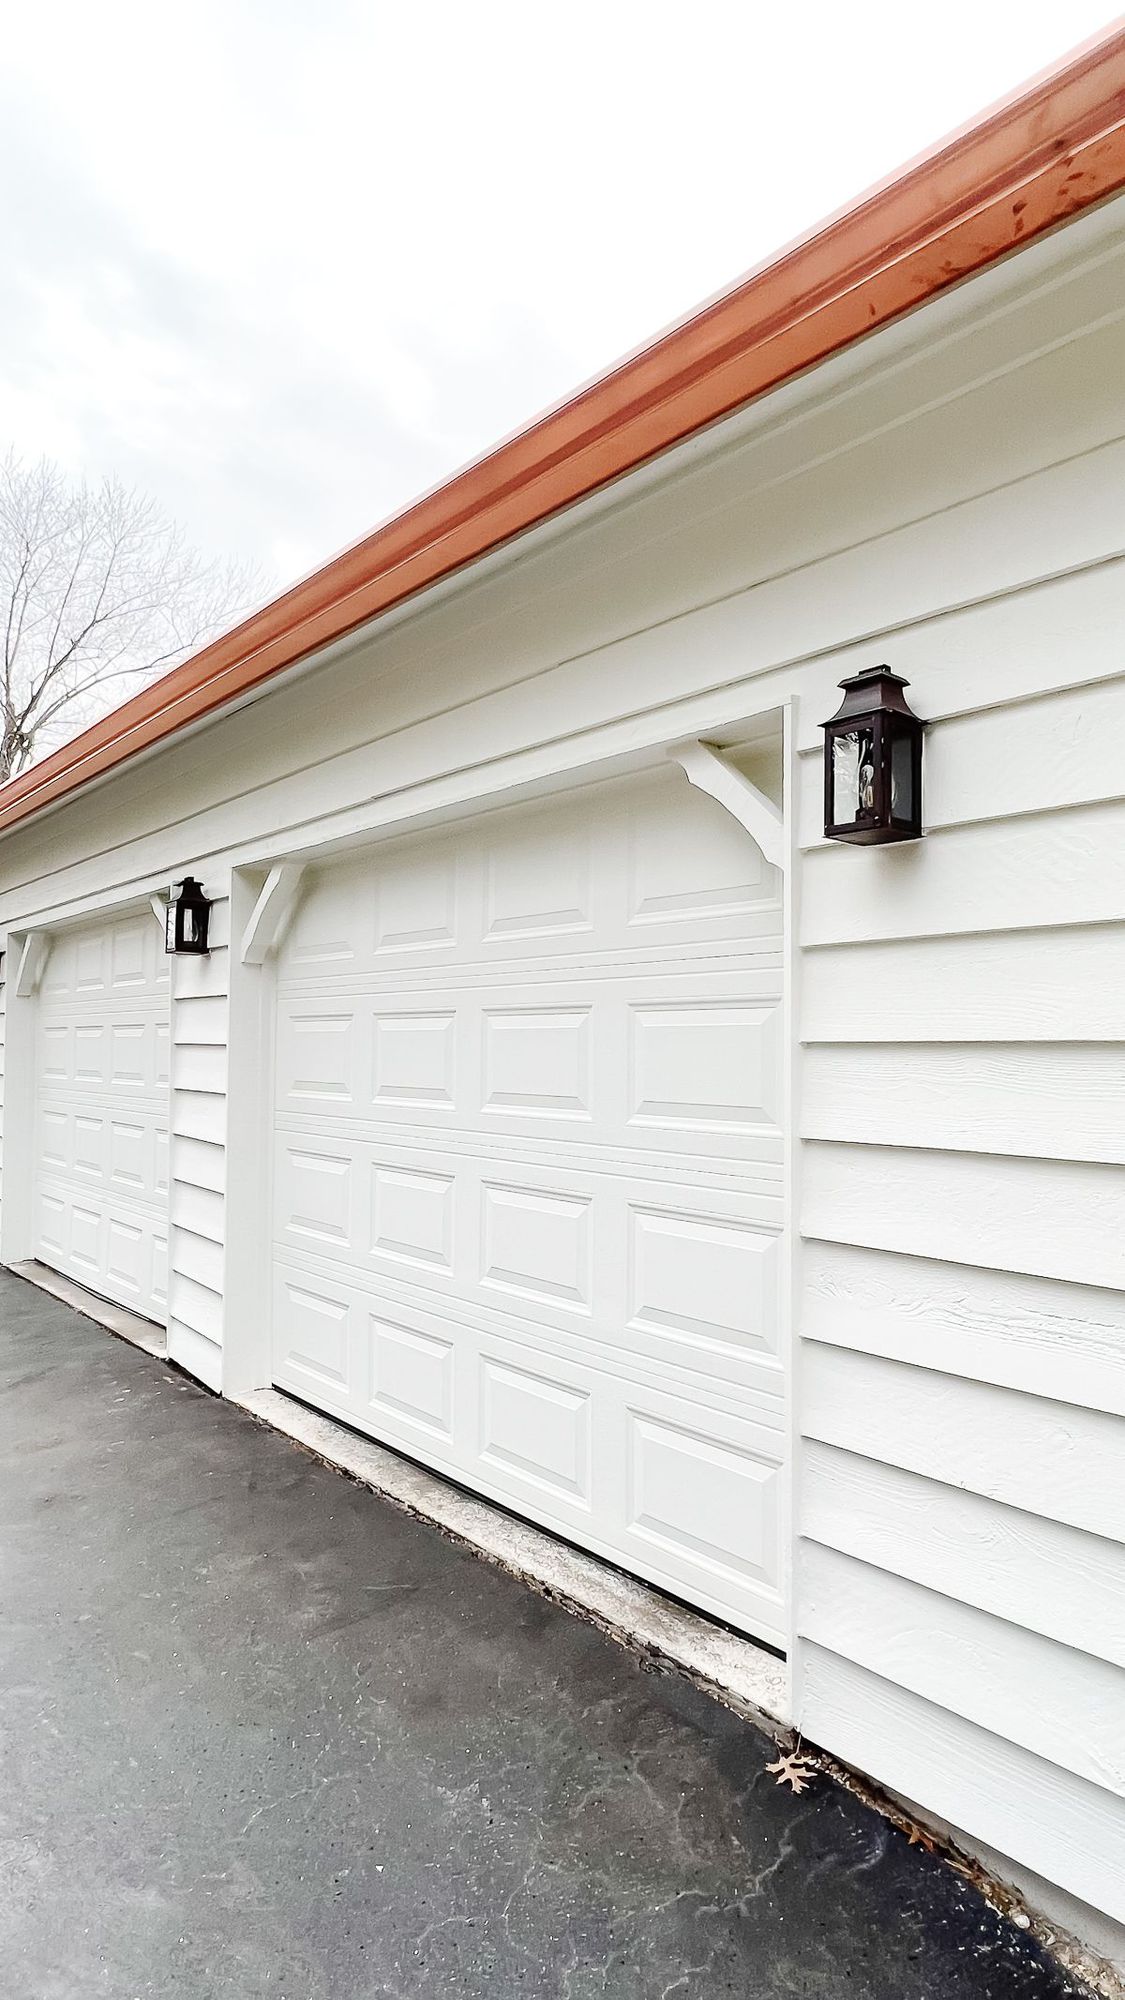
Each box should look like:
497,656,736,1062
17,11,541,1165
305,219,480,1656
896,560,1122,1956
780,700,799,1720
221,869,277,1395
0,935,39,1266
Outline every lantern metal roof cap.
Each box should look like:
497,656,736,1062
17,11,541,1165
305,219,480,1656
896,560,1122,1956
824,666,920,728
170,874,209,903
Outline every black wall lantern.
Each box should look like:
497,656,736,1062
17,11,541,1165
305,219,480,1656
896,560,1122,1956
165,876,212,956
822,666,924,844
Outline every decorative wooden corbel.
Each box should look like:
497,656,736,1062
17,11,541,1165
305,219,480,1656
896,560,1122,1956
14,931,51,997
240,864,306,965
666,739,785,869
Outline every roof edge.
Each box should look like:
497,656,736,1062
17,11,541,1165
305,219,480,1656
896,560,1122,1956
3,23,1125,838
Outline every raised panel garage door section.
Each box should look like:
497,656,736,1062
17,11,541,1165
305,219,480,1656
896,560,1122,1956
272,767,787,1645
35,911,170,1322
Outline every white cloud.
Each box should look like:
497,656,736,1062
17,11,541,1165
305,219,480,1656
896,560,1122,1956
0,0,1116,590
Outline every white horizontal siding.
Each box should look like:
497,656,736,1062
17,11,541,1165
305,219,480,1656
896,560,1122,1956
171,1133,225,1195
802,799,1125,949
173,994,229,1046
171,1182,224,1246
801,1646,1125,1926
803,1343,1125,1545
172,1227,224,1295
802,1441,1125,1670
802,922,1125,1042
167,1319,222,1394
802,1044,1125,1164
168,1269,223,1345
172,1088,226,1147
799,1542,1125,1798
787,540,1125,749
796,543,1125,1933
170,1042,226,1096
803,1142,1125,1291
801,1241,1125,1417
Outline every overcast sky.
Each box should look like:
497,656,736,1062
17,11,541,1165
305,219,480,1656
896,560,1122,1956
1,2,1118,598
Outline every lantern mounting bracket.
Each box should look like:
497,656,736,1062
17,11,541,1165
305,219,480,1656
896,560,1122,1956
241,863,307,965
667,739,785,870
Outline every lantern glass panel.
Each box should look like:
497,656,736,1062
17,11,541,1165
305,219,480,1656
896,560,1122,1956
890,728,915,823
832,725,876,824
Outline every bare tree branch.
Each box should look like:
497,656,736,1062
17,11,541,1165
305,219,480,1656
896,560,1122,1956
0,451,265,780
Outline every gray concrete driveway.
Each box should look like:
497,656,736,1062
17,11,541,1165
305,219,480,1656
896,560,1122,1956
0,1273,1087,1998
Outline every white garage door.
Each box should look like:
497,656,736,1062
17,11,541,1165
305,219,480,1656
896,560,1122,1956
272,767,787,1645
35,910,170,1323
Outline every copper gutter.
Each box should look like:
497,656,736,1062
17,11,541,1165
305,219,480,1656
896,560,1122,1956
2,23,1124,837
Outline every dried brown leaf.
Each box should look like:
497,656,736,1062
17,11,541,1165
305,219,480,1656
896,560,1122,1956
765,1751,817,1794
